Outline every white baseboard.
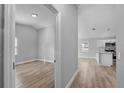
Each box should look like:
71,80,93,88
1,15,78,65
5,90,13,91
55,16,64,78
79,57,96,59
16,59,38,65
65,69,79,88
37,59,54,63
16,59,54,65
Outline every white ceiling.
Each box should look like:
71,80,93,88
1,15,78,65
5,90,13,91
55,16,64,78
15,4,56,30
78,4,122,39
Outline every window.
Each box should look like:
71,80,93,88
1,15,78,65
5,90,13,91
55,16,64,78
15,37,18,55
81,41,89,52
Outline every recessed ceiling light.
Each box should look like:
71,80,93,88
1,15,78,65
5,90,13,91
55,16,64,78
92,28,96,31
107,28,111,31
32,13,38,18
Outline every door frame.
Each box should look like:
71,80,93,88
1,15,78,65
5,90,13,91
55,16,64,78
3,4,62,88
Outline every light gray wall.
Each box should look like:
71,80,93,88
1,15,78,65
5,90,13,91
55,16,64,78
15,23,55,63
15,23,38,63
53,5,78,87
0,4,3,88
116,5,124,88
38,25,55,62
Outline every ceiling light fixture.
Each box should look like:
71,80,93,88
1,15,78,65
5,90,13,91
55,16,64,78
32,13,38,18
92,28,96,31
107,28,111,31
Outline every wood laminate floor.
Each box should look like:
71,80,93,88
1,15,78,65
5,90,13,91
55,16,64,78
16,61,54,88
71,58,116,88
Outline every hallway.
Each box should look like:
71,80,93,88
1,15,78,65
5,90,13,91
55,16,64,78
71,58,116,88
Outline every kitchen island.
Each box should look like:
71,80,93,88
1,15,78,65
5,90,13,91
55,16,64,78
96,52,113,66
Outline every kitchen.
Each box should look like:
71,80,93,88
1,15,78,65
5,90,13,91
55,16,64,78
96,38,116,66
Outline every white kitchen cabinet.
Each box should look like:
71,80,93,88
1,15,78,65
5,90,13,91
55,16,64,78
96,52,113,66
100,53,113,66
97,39,116,48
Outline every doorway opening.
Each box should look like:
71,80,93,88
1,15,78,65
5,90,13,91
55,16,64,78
14,4,56,88
71,4,116,88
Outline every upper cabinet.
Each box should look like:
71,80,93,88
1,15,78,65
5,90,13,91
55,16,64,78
97,39,116,48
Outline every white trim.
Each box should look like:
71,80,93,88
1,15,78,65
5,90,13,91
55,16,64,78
44,4,58,15
4,4,16,88
54,12,62,88
15,59,38,65
65,69,79,88
37,59,54,63
16,59,54,65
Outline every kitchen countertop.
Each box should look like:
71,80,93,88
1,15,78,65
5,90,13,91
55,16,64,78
96,52,113,54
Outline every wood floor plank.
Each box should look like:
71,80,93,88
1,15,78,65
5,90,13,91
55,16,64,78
70,58,116,88
16,61,54,88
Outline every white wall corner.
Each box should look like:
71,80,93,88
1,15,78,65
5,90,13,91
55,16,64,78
65,69,79,88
